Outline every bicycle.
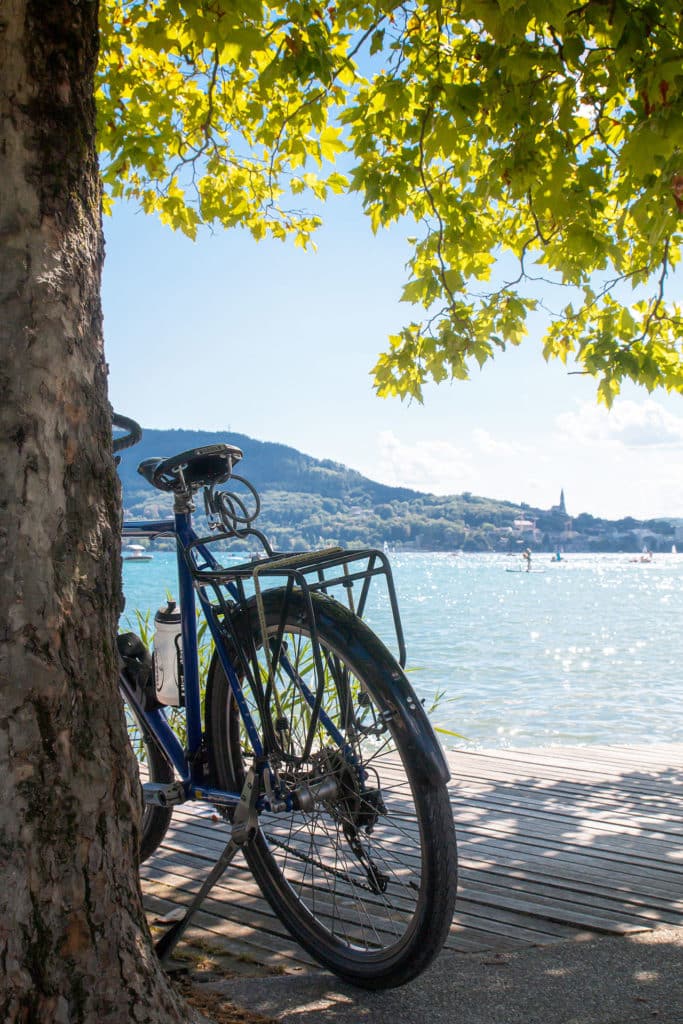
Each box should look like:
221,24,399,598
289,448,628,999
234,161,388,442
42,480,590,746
113,413,457,989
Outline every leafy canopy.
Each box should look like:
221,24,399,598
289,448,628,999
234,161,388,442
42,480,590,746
98,0,683,405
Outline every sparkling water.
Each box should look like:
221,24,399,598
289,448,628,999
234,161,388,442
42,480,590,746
123,551,683,750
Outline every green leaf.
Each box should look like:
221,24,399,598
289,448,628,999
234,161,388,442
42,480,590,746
319,126,347,163
97,0,683,406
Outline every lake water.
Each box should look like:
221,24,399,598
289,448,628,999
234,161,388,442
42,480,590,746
122,551,682,751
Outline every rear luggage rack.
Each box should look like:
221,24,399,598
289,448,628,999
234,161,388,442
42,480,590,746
183,540,407,670
178,470,408,762
182,538,407,766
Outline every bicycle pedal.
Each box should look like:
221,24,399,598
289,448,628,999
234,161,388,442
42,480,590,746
142,781,186,807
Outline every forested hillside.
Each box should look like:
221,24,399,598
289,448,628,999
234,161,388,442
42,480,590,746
117,429,676,553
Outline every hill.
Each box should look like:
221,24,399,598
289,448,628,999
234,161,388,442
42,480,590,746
117,428,677,554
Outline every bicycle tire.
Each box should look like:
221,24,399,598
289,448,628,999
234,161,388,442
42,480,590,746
206,589,457,989
121,693,174,862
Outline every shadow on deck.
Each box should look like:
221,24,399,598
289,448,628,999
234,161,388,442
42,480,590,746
140,743,683,976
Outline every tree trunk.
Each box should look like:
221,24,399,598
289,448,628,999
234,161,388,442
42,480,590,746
0,4,190,1021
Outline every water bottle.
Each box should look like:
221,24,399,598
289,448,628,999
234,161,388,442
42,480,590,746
153,600,184,706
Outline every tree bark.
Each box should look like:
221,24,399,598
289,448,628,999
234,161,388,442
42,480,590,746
0,3,190,1020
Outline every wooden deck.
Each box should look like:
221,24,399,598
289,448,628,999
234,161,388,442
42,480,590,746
140,744,683,974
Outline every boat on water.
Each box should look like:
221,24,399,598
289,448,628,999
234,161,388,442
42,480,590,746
122,543,153,562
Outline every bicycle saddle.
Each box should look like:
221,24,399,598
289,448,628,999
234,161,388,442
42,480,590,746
138,444,243,493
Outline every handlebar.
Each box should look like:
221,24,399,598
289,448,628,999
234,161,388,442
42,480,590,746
112,413,142,453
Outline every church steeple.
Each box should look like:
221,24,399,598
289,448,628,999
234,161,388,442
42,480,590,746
559,489,567,515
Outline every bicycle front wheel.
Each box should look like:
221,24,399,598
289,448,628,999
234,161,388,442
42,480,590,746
206,589,457,989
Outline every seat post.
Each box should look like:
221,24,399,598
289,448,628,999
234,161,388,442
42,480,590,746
174,507,203,761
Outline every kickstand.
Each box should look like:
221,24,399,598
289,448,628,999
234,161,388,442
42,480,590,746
155,766,259,967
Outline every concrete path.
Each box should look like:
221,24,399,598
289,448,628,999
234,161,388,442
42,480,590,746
201,927,683,1024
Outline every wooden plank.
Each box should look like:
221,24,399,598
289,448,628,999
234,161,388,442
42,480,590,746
143,837,585,953
535,744,683,769
457,877,671,932
144,877,307,953
143,893,314,971
446,748,683,795
451,807,683,859
139,743,683,973
457,853,683,911
176,761,683,838
448,786,683,843
447,777,683,818
446,772,683,823
444,748,683,793
172,793,683,874
145,841,593,952
460,743,683,769
143,847,581,950
458,861,683,919
451,825,683,890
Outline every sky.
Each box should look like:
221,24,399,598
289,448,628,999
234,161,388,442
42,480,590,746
102,197,683,522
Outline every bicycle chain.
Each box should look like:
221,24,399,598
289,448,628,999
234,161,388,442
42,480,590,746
265,830,392,896
266,831,389,897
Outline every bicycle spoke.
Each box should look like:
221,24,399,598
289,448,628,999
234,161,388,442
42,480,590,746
207,589,457,986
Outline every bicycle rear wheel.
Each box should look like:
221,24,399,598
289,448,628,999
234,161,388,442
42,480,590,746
121,693,174,862
206,589,457,989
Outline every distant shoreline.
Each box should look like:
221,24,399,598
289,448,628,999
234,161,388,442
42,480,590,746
118,427,680,556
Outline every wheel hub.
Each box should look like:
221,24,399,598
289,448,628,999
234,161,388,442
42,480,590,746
313,749,386,834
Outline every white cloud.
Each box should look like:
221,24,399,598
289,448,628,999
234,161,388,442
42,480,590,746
546,398,683,518
472,428,524,458
374,431,475,494
555,399,683,449
370,429,543,502
351,401,683,519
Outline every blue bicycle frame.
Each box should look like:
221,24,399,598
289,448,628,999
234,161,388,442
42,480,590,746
121,510,384,814
123,511,250,811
